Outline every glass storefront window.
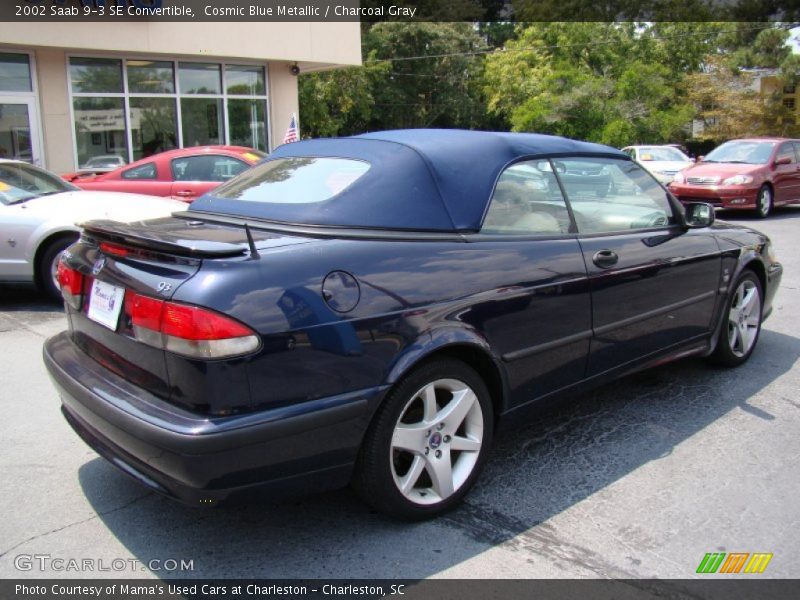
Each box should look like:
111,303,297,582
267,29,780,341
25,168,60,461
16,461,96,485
70,57,123,93
179,62,221,94
127,60,174,94
69,57,269,166
73,97,127,167
0,53,32,92
130,97,178,161
228,99,267,151
226,65,266,96
181,98,222,146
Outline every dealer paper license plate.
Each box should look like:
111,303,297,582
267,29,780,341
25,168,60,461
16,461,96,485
87,279,125,331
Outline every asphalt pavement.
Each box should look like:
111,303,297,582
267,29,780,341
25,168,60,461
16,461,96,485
0,207,798,580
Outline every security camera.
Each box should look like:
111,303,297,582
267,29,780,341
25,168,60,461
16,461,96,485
290,64,300,76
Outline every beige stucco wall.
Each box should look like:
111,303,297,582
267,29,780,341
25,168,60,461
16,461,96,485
1,22,360,171
1,22,361,68
268,63,300,147
33,49,73,173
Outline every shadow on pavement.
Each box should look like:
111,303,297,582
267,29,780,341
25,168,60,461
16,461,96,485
74,326,800,579
0,283,62,312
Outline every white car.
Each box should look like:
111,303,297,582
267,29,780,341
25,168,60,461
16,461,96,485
622,145,694,184
0,159,186,299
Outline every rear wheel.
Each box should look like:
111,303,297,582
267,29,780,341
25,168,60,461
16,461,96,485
756,185,773,219
709,271,763,367
353,359,493,520
38,236,78,301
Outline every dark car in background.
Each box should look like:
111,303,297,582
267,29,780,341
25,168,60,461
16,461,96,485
44,130,782,520
668,137,800,218
63,146,266,201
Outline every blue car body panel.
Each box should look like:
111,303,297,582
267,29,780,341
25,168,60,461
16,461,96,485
43,129,782,506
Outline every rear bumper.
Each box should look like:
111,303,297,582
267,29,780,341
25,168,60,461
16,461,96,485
44,332,385,505
669,184,760,209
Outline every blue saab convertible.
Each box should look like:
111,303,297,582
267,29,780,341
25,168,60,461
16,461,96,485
44,130,782,520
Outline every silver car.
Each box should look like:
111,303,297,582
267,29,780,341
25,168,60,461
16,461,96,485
0,159,186,299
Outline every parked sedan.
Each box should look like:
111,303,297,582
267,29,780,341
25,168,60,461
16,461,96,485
668,137,800,218
64,146,266,202
0,159,187,299
622,145,693,183
44,130,782,520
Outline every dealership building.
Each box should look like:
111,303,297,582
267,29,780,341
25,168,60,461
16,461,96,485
0,21,361,173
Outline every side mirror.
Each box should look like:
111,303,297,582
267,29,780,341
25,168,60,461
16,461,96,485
774,155,792,166
684,202,715,228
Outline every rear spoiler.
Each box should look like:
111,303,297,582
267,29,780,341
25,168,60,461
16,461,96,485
80,219,248,258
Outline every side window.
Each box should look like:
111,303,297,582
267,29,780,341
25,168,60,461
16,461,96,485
557,157,676,234
624,148,636,159
121,163,157,180
172,155,249,182
776,143,795,164
793,142,800,162
481,160,572,235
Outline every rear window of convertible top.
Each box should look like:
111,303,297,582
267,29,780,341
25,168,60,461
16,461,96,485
210,157,370,204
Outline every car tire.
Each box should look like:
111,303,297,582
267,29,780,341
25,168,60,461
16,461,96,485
708,270,763,368
756,185,773,219
38,235,78,301
353,359,493,520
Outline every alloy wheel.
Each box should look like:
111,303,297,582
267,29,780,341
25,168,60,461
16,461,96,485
757,186,772,218
390,378,484,505
727,279,761,358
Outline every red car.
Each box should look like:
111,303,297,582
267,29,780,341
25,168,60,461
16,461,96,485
668,137,800,218
64,146,266,202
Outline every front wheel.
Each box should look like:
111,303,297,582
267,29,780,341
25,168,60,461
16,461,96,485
756,185,773,219
709,271,763,367
353,360,493,520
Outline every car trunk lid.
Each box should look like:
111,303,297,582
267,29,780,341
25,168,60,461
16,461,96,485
61,216,311,413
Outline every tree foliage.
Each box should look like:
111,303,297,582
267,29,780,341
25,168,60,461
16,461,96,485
299,21,800,145
483,23,695,144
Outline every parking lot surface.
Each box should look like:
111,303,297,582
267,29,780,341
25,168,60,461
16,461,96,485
1,208,798,579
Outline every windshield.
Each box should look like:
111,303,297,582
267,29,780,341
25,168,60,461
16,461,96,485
704,141,776,164
637,147,688,162
0,162,78,205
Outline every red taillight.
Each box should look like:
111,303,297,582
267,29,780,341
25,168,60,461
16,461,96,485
124,290,259,359
161,303,254,340
99,242,130,258
128,292,163,331
57,262,84,309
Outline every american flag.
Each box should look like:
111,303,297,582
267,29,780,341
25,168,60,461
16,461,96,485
283,114,299,143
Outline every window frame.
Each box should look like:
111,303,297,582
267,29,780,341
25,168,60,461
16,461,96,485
474,153,684,241
775,142,796,164
67,52,271,170
477,157,578,239
121,161,157,180
170,154,249,183
0,49,45,168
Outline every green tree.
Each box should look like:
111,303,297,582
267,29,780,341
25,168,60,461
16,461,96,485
363,22,488,129
483,23,693,144
298,58,390,138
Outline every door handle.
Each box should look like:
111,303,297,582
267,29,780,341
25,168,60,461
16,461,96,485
592,249,619,268
175,190,195,197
